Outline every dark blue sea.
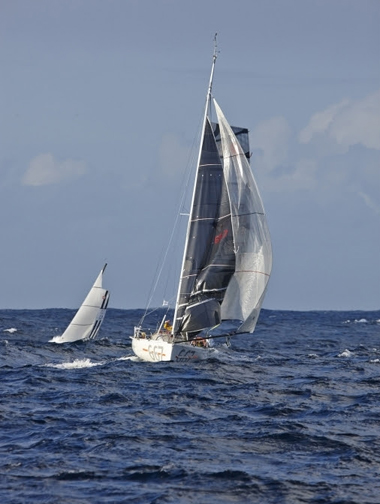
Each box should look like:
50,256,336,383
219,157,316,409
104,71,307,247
1,308,379,504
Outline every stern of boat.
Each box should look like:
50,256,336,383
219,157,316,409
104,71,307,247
131,334,174,362
131,329,215,363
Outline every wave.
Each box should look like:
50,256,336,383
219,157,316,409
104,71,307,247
44,358,104,369
338,349,353,358
343,318,380,324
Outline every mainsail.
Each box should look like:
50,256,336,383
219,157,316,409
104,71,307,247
173,118,235,335
56,264,110,343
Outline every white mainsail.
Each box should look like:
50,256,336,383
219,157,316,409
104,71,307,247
52,264,110,344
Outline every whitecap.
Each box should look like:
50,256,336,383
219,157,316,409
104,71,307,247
354,318,368,323
338,349,353,358
369,359,380,364
116,355,139,362
45,358,104,369
308,353,318,359
3,327,17,333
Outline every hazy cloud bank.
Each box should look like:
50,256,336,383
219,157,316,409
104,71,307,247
22,153,87,186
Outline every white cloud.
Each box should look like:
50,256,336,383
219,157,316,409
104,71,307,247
298,100,349,144
299,89,380,151
261,158,317,193
249,116,319,193
22,153,87,186
251,116,291,173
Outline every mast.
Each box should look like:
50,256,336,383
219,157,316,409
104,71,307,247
172,35,218,336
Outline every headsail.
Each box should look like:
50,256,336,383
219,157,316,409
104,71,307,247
214,99,272,333
53,264,110,343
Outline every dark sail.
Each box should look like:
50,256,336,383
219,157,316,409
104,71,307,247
174,118,235,336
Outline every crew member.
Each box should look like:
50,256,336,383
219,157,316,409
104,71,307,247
164,320,172,332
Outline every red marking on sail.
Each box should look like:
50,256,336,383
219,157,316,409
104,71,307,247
214,229,228,244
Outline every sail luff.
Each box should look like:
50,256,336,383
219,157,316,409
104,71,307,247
172,43,218,335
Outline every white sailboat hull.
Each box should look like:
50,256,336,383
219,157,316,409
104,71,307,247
131,336,215,362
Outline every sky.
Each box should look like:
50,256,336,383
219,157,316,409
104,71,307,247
1,0,379,311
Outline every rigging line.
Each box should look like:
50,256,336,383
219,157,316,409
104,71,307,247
141,134,200,325
141,248,166,323
140,135,201,322
141,52,216,326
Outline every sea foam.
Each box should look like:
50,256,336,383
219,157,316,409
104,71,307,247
45,358,104,369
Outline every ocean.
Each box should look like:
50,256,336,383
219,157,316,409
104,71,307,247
1,308,379,503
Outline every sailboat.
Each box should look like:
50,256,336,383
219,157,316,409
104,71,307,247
51,264,110,344
131,39,272,362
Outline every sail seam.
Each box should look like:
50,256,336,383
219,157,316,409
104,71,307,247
231,212,264,217
234,270,270,276
191,213,231,222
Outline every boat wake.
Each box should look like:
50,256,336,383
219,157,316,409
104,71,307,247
48,335,65,344
116,355,140,362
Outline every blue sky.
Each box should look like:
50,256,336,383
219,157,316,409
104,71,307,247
1,0,379,310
